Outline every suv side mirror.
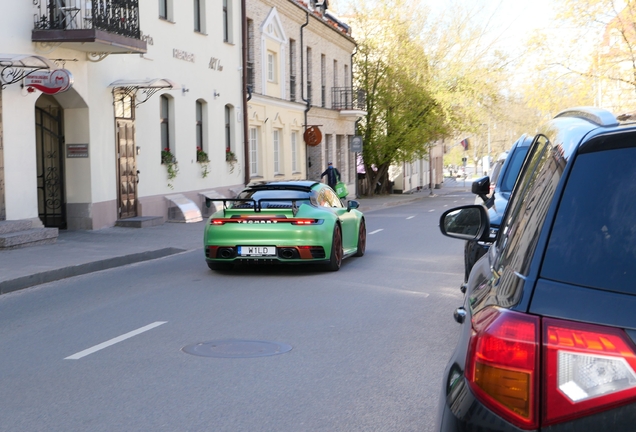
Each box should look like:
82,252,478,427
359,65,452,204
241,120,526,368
471,176,490,204
439,205,490,242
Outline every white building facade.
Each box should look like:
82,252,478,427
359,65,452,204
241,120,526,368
0,0,244,234
245,0,363,190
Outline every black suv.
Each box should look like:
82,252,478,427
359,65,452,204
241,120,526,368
462,135,532,282
436,107,636,431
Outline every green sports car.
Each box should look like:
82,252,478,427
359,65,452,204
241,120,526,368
203,180,366,271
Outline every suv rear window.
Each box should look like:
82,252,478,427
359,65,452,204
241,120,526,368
541,146,636,293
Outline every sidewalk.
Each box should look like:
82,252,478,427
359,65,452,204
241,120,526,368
0,180,470,294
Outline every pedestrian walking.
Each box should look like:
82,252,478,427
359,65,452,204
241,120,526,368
321,162,341,190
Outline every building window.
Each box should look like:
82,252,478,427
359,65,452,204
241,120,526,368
273,129,281,174
223,0,231,42
159,0,172,20
306,47,312,105
267,51,277,82
160,95,172,160
195,100,206,153
114,92,134,119
291,131,298,172
194,0,206,33
334,60,339,86
249,127,259,176
290,39,296,101
225,104,233,154
344,64,349,87
247,19,255,88
321,55,326,108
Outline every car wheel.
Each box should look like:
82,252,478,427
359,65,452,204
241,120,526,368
354,219,366,257
207,261,233,271
325,224,343,271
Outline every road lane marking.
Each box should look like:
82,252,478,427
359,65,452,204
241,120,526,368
428,209,435,212
407,216,415,219
65,321,167,360
369,229,383,235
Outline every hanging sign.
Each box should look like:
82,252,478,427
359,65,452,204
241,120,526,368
303,126,322,147
24,69,73,95
351,136,363,152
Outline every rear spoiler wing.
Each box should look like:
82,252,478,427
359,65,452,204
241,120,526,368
205,198,305,217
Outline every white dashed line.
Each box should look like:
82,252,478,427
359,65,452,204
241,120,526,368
407,216,415,220
369,229,384,235
428,209,435,212
65,321,167,360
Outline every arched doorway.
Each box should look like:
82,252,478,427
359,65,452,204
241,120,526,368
35,95,66,229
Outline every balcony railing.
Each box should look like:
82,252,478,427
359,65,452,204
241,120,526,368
32,0,146,54
331,87,366,111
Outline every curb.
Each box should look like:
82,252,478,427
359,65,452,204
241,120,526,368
0,247,185,294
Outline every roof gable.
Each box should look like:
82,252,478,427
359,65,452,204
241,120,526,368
261,7,287,43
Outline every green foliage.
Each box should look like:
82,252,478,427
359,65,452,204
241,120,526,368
161,148,178,189
351,0,512,194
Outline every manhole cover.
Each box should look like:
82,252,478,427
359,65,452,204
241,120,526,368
182,339,293,358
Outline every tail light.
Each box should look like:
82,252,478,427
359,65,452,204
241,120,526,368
209,218,322,225
543,318,636,425
291,219,322,225
466,308,636,429
465,308,539,429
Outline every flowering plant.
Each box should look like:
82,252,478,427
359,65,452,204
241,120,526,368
196,146,209,163
161,147,175,164
197,146,210,178
161,147,178,189
226,148,237,174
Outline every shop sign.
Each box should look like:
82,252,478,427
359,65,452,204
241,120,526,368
24,69,73,95
303,126,322,147
66,144,89,158
173,49,195,63
209,57,223,71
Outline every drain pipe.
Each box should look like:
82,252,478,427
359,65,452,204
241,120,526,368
300,11,311,177
351,44,360,197
241,0,250,186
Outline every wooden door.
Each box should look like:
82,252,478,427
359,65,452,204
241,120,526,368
116,119,138,219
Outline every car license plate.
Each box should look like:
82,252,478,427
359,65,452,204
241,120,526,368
238,246,276,257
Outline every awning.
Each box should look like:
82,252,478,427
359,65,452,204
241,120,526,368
108,78,179,90
0,54,56,87
109,78,179,106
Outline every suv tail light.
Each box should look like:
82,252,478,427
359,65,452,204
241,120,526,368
543,318,636,426
465,308,539,429
466,308,636,429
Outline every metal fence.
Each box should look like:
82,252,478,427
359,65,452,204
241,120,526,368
33,0,141,39
331,87,366,110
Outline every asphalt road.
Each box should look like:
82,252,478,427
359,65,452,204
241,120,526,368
0,190,475,432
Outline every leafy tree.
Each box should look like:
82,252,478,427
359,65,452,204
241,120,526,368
351,0,517,194
353,0,448,195
523,0,636,113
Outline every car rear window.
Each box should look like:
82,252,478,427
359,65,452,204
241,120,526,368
499,146,530,192
541,146,636,293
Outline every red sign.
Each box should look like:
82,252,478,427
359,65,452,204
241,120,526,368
303,126,322,147
24,69,74,95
